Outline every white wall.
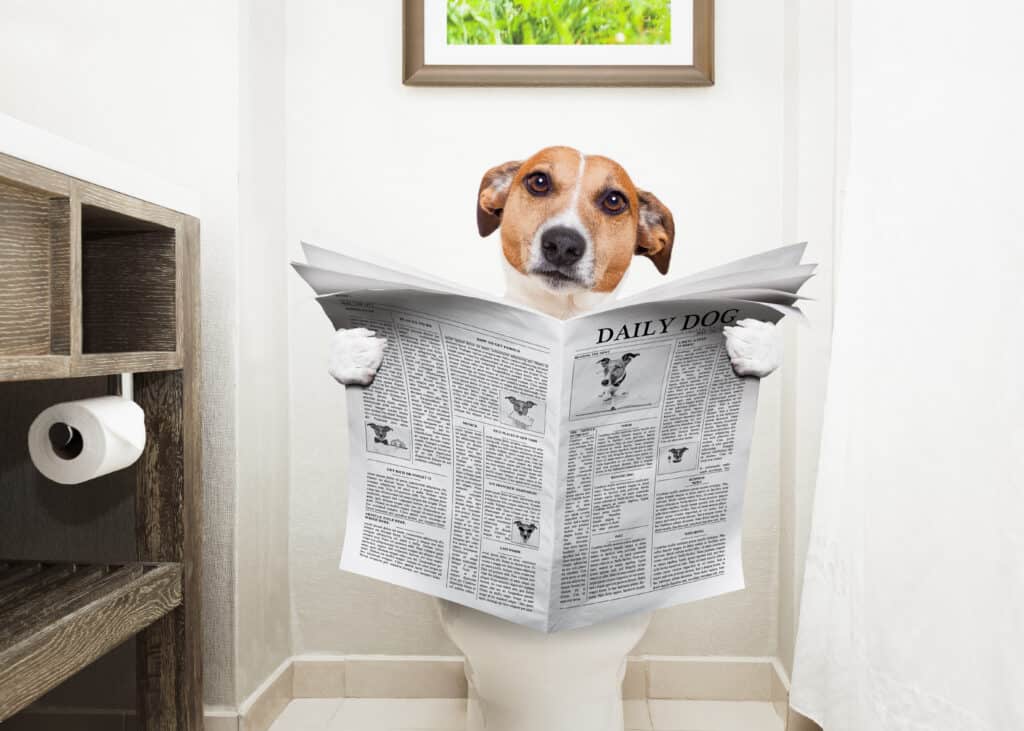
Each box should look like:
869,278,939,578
285,0,823,659
237,0,294,702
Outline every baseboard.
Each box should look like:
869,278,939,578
6,655,812,731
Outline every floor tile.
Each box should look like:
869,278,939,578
648,700,783,731
624,699,653,730
268,699,344,730
327,699,466,730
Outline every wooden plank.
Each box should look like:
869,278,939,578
0,563,75,610
181,215,204,729
70,181,83,357
135,215,202,730
70,351,183,377
0,563,42,588
134,371,193,730
0,565,108,641
49,197,71,354
0,563,180,722
0,180,55,356
0,152,71,196
0,355,71,381
78,182,181,231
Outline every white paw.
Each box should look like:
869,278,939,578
723,319,782,378
328,327,387,386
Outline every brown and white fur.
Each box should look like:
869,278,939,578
327,146,781,385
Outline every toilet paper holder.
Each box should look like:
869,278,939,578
46,373,136,461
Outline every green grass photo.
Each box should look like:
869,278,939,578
447,0,672,46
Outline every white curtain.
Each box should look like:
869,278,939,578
790,2,1024,730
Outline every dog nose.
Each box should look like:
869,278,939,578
541,226,585,267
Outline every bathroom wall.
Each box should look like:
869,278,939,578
0,0,294,707
0,0,837,709
284,0,834,660
237,0,294,703
777,0,840,675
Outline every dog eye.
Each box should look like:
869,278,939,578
600,190,628,215
525,172,551,196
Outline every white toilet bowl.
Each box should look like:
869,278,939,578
436,599,651,731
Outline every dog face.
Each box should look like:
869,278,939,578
477,147,675,294
506,396,537,417
514,520,538,543
667,446,689,463
597,353,638,388
367,423,392,443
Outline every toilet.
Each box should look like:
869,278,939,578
437,599,651,731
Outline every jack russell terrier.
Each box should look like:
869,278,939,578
327,146,781,388
598,352,639,403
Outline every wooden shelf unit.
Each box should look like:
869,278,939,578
0,152,202,729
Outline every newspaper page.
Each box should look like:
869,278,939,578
317,290,565,631
547,299,782,631
296,243,812,632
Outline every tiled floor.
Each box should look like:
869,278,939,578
268,698,785,731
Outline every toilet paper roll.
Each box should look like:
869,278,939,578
28,396,147,485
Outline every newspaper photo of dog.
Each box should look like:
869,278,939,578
365,422,412,460
568,343,672,419
499,391,547,434
659,441,699,474
511,519,540,548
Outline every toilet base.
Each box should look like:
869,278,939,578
436,600,651,731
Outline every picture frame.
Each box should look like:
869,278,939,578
403,0,714,87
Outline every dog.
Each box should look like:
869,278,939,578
514,520,538,544
367,423,392,444
506,396,537,417
597,353,638,403
328,146,782,388
667,446,690,464
505,396,538,428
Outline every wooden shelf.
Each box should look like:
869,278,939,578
1,149,202,728
0,352,185,383
0,561,182,722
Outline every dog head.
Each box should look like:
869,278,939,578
367,423,392,442
506,396,537,416
477,146,675,295
597,353,639,388
514,520,538,543
667,446,689,463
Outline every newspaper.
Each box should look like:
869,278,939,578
293,242,814,632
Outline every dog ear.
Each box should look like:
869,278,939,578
477,160,522,237
622,353,639,362
598,357,610,366
636,190,675,275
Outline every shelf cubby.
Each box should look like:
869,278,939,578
82,203,177,354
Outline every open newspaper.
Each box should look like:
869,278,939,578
293,242,814,632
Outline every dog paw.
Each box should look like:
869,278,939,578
723,319,782,378
328,327,387,386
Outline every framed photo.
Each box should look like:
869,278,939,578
404,0,714,87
